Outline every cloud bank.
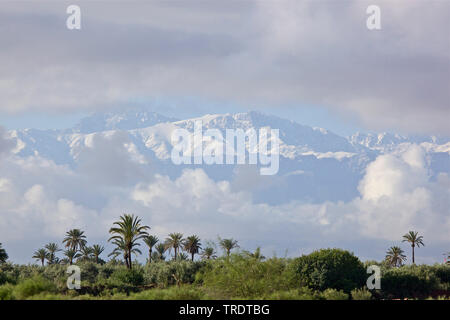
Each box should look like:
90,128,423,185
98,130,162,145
0,127,448,263
0,0,449,134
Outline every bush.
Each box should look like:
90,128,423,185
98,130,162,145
321,288,349,300
131,286,207,300
294,248,366,293
144,260,206,288
351,287,372,300
263,287,320,300
108,268,144,291
0,284,15,300
13,276,56,299
380,265,440,299
201,254,299,299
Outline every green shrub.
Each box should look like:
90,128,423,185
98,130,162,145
201,254,299,299
351,287,372,300
0,284,15,300
131,285,207,300
13,276,56,299
380,265,440,299
263,287,320,300
144,260,205,288
294,248,366,293
108,268,144,291
321,288,349,300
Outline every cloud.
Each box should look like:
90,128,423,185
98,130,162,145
0,1,448,134
0,126,15,158
0,137,448,263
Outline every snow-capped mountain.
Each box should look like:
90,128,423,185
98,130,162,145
6,110,450,204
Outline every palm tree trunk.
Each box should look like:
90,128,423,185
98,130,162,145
412,246,415,264
149,249,152,264
128,249,132,269
41,259,44,266
191,253,194,261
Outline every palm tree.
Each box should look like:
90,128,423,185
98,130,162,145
164,233,184,260
385,246,407,267
63,229,87,252
79,246,94,262
108,238,142,268
219,238,239,257
178,252,189,261
45,243,61,264
108,214,149,269
244,247,265,261
144,235,159,263
0,243,8,263
154,243,166,261
32,248,49,266
402,231,424,264
64,248,81,265
201,247,217,260
184,235,202,261
92,244,105,264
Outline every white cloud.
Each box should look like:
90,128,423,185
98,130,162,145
0,139,448,263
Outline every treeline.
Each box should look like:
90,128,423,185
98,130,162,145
0,214,449,300
27,214,239,267
0,249,449,300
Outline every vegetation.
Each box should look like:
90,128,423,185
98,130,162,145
0,243,8,264
385,246,407,267
0,215,448,300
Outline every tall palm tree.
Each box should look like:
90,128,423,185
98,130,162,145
165,233,184,260
154,243,166,261
0,243,8,263
32,248,49,266
219,238,239,257
63,229,87,252
92,244,105,264
402,231,424,264
64,248,81,265
201,247,217,260
45,243,61,264
144,235,159,264
184,235,202,261
385,246,407,267
108,214,149,269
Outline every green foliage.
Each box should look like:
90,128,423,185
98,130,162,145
144,260,205,288
108,267,144,290
351,287,372,300
0,284,15,300
380,265,442,298
13,276,56,299
131,285,207,300
200,254,299,299
294,248,366,293
321,288,349,300
0,243,8,263
263,287,320,300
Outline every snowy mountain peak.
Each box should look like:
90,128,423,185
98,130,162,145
72,109,177,133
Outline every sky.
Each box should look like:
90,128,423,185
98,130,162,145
0,0,449,135
0,1,449,264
